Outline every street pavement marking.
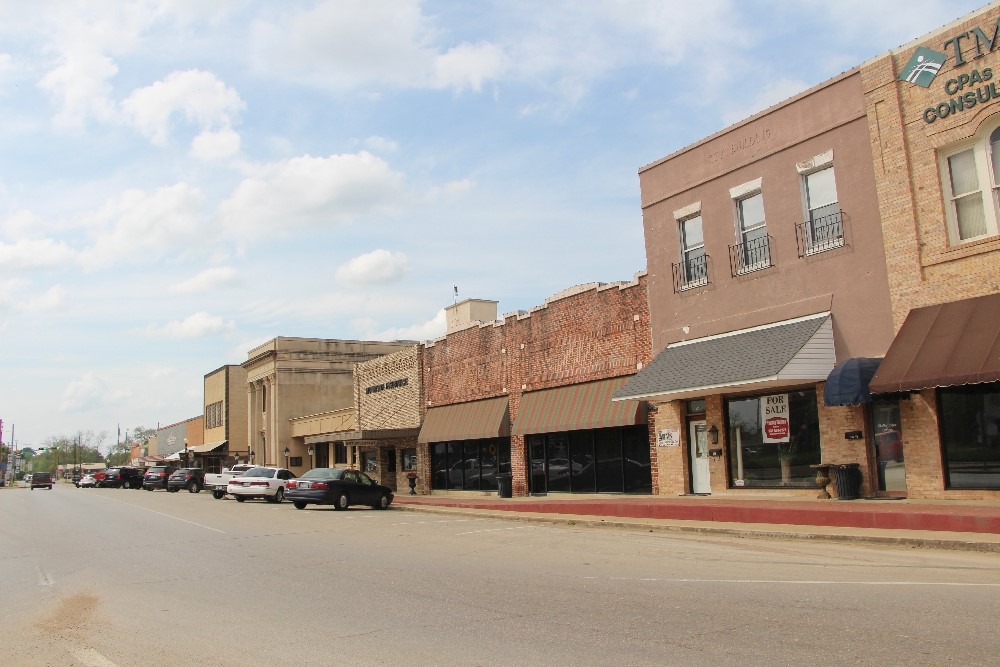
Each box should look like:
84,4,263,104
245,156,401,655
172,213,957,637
456,526,539,536
95,495,226,533
588,576,1000,587
36,565,55,587
72,647,121,667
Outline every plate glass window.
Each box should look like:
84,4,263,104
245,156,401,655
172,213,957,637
678,215,707,288
736,192,769,270
804,167,842,252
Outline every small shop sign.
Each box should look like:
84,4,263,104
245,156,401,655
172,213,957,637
657,429,680,447
761,394,790,443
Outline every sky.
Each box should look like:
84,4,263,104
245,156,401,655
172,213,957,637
0,0,989,449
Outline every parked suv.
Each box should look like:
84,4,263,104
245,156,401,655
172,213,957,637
143,465,177,490
30,472,53,490
167,468,206,493
100,466,145,489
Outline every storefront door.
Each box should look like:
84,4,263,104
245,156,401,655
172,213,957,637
871,399,906,496
689,420,711,494
528,436,547,495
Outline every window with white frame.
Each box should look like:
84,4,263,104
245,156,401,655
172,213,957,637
802,166,842,252
735,191,770,271
940,125,1000,244
678,215,707,288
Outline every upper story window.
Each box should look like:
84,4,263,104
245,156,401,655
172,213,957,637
802,166,843,253
732,190,771,273
940,125,1000,244
677,214,707,289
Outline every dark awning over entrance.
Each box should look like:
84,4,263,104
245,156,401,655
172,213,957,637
824,357,881,406
512,376,646,436
418,397,510,443
869,293,1000,393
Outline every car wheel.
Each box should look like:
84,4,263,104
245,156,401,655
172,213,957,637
122,481,131,489
334,492,349,511
212,490,225,499
269,488,284,503
293,501,307,510
187,481,200,493
375,493,391,510
235,496,246,502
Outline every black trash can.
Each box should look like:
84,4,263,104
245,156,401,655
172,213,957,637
832,463,862,500
497,473,513,498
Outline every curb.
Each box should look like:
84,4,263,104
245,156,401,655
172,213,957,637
393,504,1000,553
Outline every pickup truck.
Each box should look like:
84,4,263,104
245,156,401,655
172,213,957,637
204,464,257,499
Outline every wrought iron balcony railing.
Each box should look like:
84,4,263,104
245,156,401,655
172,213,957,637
795,210,844,257
672,254,710,292
729,234,773,276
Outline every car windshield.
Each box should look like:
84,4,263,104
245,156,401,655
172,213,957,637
243,467,275,478
148,467,169,473
300,468,344,480
34,473,51,479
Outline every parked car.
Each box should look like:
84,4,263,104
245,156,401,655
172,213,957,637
167,468,206,493
286,468,393,511
143,465,177,490
204,464,257,499
23,474,32,487
30,472,54,490
226,466,295,503
100,466,145,489
77,474,97,488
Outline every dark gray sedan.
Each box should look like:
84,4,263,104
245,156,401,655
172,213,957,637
285,468,393,511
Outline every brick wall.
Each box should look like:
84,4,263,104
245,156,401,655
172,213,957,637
422,274,651,496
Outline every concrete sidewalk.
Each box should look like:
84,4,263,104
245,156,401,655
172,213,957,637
393,493,1000,552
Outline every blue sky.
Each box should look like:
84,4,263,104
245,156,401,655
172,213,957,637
0,0,987,448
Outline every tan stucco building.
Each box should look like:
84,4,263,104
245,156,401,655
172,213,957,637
198,364,249,472
243,337,414,475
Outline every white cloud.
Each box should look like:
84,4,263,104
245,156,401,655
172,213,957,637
122,69,245,146
22,284,67,313
218,152,403,238
145,311,234,338
375,309,446,342
191,127,241,161
60,372,106,412
251,0,506,92
334,249,409,285
0,238,77,273
80,183,207,269
169,266,240,294
433,42,507,91
38,49,119,128
425,179,474,202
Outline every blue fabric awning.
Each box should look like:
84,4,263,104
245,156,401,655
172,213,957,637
824,357,881,406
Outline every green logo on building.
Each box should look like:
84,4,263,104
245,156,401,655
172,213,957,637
899,47,948,88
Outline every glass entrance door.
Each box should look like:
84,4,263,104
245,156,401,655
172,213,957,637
872,399,906,495
528,435,547,495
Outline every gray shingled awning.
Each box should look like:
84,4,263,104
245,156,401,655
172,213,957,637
613,313,835,403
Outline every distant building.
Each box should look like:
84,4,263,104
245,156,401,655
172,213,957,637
199,364,249,472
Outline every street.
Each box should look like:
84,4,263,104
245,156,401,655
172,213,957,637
1,485,999,666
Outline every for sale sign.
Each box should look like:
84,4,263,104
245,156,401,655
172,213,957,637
761,394,790,443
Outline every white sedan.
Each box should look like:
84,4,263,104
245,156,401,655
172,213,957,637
226,466,296,503
77,474,97,488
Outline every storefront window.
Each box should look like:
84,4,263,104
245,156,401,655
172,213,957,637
528,426,650,494
430,439,511,491
402,448,417,471
940,383,1000,489
362,451,377,473
726,389,821,488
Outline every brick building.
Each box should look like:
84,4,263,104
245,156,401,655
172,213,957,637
614,67,896,498
860,6,1000,499
420,278,651,497
197,364,249,472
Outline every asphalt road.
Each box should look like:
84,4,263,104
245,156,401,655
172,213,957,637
2,483,999,667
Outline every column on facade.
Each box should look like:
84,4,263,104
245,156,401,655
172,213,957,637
246,382,256,465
